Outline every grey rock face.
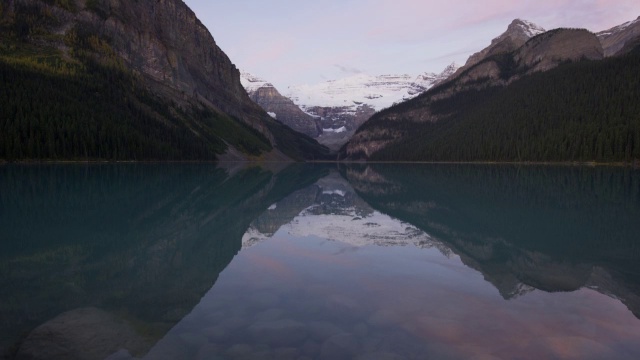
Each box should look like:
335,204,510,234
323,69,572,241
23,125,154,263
516,28,603,73
449,19,546,81
10,0,274,141
15,308,152,360
247,85,323,138
597,16,640,57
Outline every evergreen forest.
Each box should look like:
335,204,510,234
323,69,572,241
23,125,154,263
0,2,331,161
362,47,640,163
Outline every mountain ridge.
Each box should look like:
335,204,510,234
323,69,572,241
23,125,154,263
342,17,640,162
0,0,330,161
597,16,640,56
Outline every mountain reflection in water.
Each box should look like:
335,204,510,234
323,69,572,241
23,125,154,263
1,164,639,359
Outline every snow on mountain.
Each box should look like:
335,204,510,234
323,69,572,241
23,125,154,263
240,65,459,151
597,16,640,57
240,72,273,93
241,171,451,253
240,71,323,138
285,209,435,248
286,62,459,113
513,19,546,38
597,16,640,38
445,19,546,84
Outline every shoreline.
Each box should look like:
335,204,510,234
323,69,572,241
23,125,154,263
1,159,638,168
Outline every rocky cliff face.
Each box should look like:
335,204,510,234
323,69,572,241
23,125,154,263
598,16,640,57
241,73,322,138
448,28,602,89
308,104,376,152
449,19,546,80
11,0,273,138
516,28,603,73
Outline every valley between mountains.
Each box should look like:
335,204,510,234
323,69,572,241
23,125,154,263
1,0,639,163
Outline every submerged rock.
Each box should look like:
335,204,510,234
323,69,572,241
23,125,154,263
15,307,152,360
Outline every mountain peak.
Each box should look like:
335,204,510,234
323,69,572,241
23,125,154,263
441,62,460,75
454,19,546,73
240,72,274,92
496,19,546,45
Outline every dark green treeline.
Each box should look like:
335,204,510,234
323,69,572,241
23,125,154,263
366,48,640,163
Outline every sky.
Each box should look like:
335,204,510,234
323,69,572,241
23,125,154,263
183,0,640,91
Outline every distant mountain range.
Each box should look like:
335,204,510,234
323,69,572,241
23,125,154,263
241,16,640,160
242,64,458,151
341,17,640,162
2,0,639,163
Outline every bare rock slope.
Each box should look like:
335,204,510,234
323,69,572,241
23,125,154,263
598,16,640,57
242,73,322,138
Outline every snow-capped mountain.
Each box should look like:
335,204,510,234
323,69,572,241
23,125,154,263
286,63,459,114
286,64,458,150
447,19,546,81
240,64,458,151
240,72,271,93
511,18,546,38
597,16,640,57
241,72,322,138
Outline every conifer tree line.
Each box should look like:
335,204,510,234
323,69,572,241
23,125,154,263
0,4,275,162
0,58,275,161
366,48,640,163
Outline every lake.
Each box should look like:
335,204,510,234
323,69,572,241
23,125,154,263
1,163,640,360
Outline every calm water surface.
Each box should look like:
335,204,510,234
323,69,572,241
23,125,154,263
1,164,640,359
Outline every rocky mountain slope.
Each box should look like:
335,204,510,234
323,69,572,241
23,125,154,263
342,17,640,161
0,0,330,161
450,19,546,79
598,16,640,56
241,64,458,151
241,73,322,138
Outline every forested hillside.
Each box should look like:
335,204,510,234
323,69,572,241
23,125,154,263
351,47,640,163
0,54,272,161
0,0,331,161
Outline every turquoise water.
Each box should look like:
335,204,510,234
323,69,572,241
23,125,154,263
1,164,640,359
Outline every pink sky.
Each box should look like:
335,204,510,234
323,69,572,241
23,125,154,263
183,0,640,90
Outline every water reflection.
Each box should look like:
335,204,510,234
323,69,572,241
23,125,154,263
144,165,640,360
0,164,328,359
1,164,640,359
344,164,640,315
